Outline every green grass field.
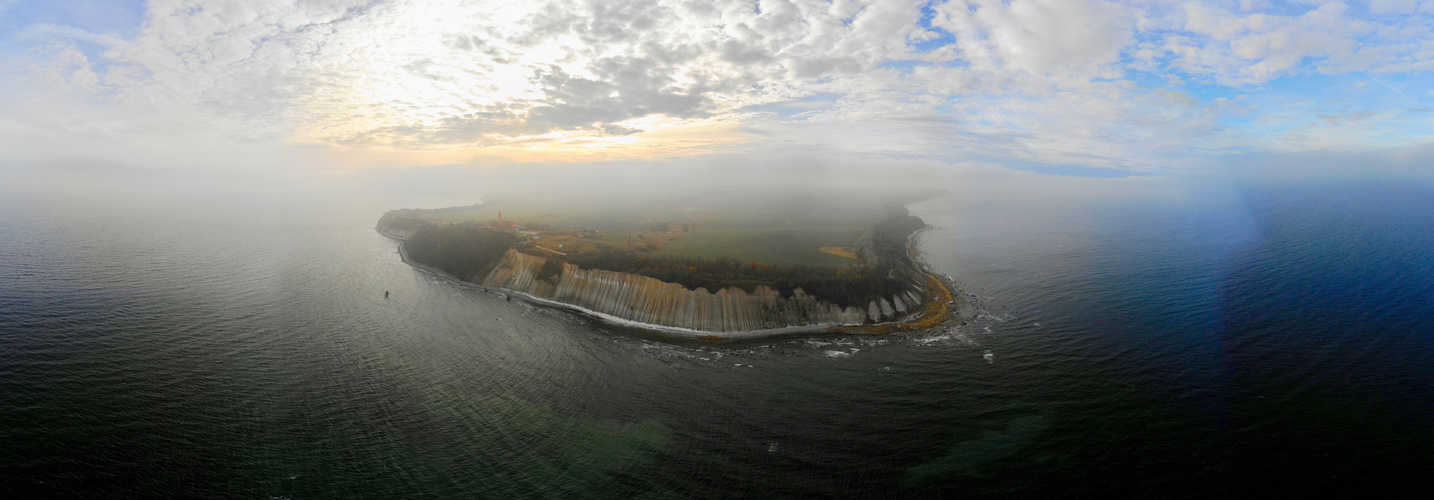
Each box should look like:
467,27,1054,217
658,226,864,267
409,193,901,268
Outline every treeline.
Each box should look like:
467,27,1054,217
855,207,927,268
404,223,518,280
377,211,428,233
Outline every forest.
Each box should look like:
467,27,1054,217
403,223,519,281
376,210,428,233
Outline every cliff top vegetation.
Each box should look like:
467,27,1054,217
382,188,945,268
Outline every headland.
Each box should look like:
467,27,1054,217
377,192,972,340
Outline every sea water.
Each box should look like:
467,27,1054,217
2,179,1432,497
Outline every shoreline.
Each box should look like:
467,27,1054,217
380,228,844,341
377,219,963,342
830,225,968,335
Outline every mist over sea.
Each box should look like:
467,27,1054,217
3,178,1433,497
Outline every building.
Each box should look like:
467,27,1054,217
488,211,517,230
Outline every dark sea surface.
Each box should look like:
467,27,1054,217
3,179,1433,498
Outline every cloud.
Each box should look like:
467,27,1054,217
1369,0,1419,15
1317,109,1380,126
930,0,1134,77
0,0,1430,173
1166,2,1368,84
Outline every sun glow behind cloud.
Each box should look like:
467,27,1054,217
273,0,770,162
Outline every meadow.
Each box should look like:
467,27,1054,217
659,226,863,267
396,189,925,269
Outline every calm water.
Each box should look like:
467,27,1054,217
3,180,1433,497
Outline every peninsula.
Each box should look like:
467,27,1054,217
376,191,970,339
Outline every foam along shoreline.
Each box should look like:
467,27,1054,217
377,221,963,341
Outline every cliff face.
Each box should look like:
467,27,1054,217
376,211,426,240
376,225,417,240
481,250,924,332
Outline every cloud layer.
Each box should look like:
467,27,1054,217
1,0,1431,172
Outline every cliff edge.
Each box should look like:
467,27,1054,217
377,206,961,336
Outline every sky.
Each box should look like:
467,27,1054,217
0,0,1431,189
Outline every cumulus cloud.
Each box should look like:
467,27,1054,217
931,0,1134,77
1163,2,1376,84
